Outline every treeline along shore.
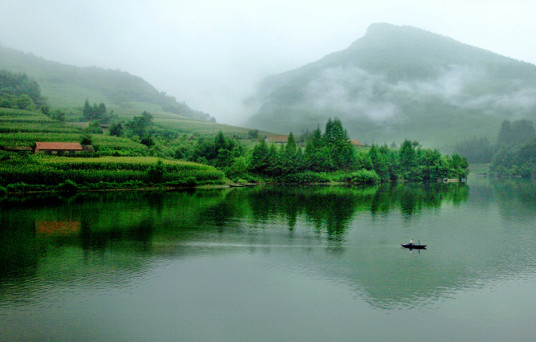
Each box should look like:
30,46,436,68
0,111,469,196
0,71,469,195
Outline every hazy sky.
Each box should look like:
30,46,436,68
1,0,535,124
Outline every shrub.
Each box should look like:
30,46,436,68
280,171,331,184
165,177,197,187
86,121,104,134
80,134,92,145
141,136,155,147
58,179,79,193
146,160,166,183
339,170,380,184
7,182,31,192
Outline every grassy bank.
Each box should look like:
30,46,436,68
0,153,226,192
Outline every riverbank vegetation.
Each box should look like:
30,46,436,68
0,109,469,192
0,73,469,192
0,154,225,193
242,119,468,183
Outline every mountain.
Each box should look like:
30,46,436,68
246,23,536,149
0,45,213,121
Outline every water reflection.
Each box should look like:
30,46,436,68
493,179,536,220
2,180,536,312
1,184,469,266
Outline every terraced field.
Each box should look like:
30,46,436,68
0,108,227,188
0,108,148,155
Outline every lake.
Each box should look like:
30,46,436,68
1,178,535,341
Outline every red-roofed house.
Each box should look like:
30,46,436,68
34,142,84,155
350,139,364,147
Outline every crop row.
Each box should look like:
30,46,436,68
0,132,147,151
0,122,81,134
0,132,83,145
0,108,42,116
0,117,54,123
39,156,217,172
0,163,225,186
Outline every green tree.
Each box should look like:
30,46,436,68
82,100,92,120
286,132,297,155
80,134,92,145
214,131,227,152
248,129,259,139
50,109,65,122
447,153,469,180
141,136,155,147
418,149,448,181
399,140,417,169
454,137,495,163
146,160,166,183
266,144,282,176
0,70,44,107
126,111,153,138
321,118,355,169
40,105,50,115
15,94,35,110
249,139,270,175
368,145,389,180
82,100,109,122
305,126,323,155
109,122,124,137
497,119,536,147
86,121,104,134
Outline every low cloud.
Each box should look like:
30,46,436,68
287,65,536,124
303,67,401,122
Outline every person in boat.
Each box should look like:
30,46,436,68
409,238,414,245
418,240,421,245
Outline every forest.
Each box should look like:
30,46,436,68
181,118,469,184
454,119,536,177
0,70,44,110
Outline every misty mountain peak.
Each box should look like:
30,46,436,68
364,22,406,36
248,24,536,147
363,23,448,41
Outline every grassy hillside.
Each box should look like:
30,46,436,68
0,45,264,138
0,154,225,188
0,108,226,188
0,108,148,154
0,45,210,121
247,23,536,150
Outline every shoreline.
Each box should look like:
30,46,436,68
1,182,261,196
1,178,470,197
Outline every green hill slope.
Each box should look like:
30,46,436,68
0,44,212,121
0,45,264,137
247,23,536,149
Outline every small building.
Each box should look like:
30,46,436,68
265,135,289,144
34,142,84,155
350,139,364,147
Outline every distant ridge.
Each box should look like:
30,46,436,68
0,44,213,121
247,23,536,149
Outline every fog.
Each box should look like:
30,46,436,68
264,63,536,127
1,0,536,125
304,67,401,122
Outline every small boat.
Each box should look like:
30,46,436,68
401,243,427,249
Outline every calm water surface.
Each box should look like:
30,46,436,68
1,178,535,341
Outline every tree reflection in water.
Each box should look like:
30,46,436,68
4,181,536,311
243,183,468,242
